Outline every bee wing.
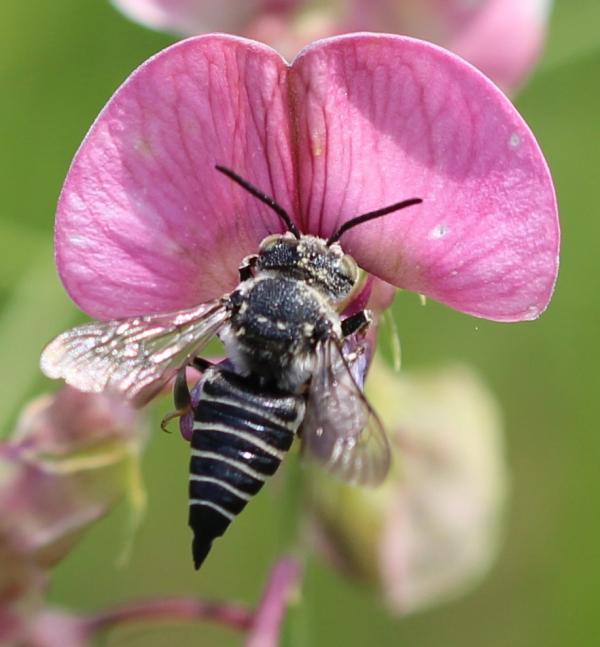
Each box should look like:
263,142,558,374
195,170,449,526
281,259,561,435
302,338,391,486
40,299,230,406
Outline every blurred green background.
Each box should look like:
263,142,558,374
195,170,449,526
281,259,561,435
1,1,599,645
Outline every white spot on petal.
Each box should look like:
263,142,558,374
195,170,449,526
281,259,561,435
430,224,448,239
68,235,88,247
509,133,521,149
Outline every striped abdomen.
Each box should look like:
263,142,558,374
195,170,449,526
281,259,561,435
189,368,304,568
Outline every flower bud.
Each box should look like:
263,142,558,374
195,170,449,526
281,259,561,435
305,361,507,615
0,387,146,613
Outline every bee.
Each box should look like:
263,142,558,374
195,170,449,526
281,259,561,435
41,166,422,568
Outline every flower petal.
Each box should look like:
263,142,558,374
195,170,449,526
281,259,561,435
56,35,295,319
344,0,552,91
110,0,304,39
441,0,552,92
376,364,507,614
110,0,242,35
13,385,139,453
291,34,559,321
304,362,507,615
111,1,551,91
1,387,146,571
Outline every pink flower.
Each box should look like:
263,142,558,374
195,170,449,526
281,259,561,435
110,0,553,91
0,387,146,623
305,362,507,615
55,34,558,327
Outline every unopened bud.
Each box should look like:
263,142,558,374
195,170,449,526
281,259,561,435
0,387,146,611
306,361,507,615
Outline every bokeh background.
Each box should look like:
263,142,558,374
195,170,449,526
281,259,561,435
1,1,599,645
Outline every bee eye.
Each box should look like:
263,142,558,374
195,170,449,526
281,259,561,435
259,234,283,252
340,255,359,284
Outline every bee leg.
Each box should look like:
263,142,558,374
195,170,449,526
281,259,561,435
238,254,259,281
191,357,214,372
341,309,373,338
160,365,193,432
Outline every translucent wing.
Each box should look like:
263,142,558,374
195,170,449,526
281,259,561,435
302,338,391,486
40,299,229,406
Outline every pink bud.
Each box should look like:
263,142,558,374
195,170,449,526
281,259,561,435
12,384,140,451
305,362,507,614
0,387,145,610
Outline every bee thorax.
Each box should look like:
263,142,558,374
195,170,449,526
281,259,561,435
257,235,357,301
223,275,340,391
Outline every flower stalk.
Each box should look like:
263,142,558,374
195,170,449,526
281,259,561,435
85,596,254,634
246,557,303,647
23,556,303,646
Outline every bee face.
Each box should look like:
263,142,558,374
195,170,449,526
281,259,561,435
257,233,359,302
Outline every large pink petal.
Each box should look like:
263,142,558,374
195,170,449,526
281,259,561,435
291,35,559,321
56,35,295,319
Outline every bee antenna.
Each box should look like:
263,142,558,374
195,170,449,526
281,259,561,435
326,198,423,246
215,165,301,239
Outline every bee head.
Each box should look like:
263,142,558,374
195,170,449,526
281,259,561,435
215,165,422,300
257,233,359,302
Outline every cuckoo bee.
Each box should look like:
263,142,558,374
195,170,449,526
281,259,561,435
41,166,422,568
